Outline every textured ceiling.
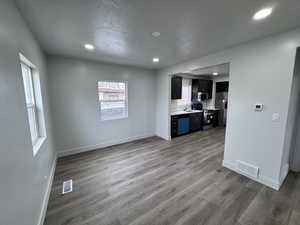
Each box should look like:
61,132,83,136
15,0,300,69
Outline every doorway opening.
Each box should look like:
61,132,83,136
169,63,230,139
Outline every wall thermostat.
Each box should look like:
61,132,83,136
254,104,263,112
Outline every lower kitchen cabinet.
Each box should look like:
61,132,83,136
171,116,179,138
212,110,219,127
189,113,203,132
171,112,203,138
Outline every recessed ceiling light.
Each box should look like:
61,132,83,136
84,44,95,51
153,58,160,63
151,32,161,37
253,8,273,20
212,72,218,76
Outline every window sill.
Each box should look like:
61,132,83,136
33,137,46,156
100,115,128,121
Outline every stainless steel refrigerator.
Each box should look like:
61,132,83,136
215,82,228,127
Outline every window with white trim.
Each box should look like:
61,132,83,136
98,81,128,121
177,78,192,105
20,54,46,155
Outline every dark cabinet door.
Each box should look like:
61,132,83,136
192,79,199,100
189,113,203,132
192,79,213,100
212,110,219,127
171,115,179,137
216,81,229,92
207,80,213,99
198,79,207,93
171,76,182,99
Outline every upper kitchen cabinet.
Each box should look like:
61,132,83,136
192,79,213,100
171,76,182,99
216,81,229,92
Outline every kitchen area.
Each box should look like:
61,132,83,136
170,63,229,138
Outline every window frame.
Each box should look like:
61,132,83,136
98,80,128,121
176,78,192,105
19,53,47,156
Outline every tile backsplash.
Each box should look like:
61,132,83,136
171,99,213,113
170,100,188,112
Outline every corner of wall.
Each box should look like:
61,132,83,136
57,133,155,157
37,153,57,225
279,163,289,188
222,160,283,191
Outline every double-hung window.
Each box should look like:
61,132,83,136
98,81,128,121
181,78,192,104
21,62,39,144
176,78,192,105
20,54,46,155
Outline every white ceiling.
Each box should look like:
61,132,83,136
15,0,300,69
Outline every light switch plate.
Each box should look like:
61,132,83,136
272,113,280,121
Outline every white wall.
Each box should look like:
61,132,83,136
155,72,171,140
0,1,56,225
47,56,156,156
155,28,300,189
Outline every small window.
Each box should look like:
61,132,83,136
20,54,47,156
98,81,128,121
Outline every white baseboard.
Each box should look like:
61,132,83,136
38,154,57,225
222,160,283,191
154,131,170,141
57,133,155,157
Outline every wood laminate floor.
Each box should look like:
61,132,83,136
45,128,300,225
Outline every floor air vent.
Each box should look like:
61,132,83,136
62,180,73,194
236,160,259,179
